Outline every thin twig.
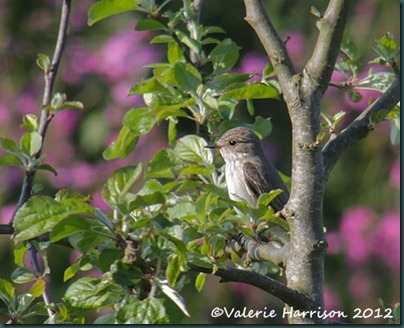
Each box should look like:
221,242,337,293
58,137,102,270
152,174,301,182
304,0,351,95
322,77,400,176
10,0,72,224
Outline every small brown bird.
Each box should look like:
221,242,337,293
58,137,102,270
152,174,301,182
206,126,289,212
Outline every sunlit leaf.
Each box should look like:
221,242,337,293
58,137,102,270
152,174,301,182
88,0,137,26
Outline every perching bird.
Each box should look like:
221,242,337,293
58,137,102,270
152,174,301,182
206,126,289,213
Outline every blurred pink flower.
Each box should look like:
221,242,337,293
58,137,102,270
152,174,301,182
284,30,305,68
0,204,16,224
389,159,400,189
111,81,144,107
348,270,373,301
53,110,82,136
237,52,267,81
339,206,374,266
92,191,110,212
0,102,10,124
372,211,400,273
324,284,341,312
15,93,38,115
326,232,341,254
96,29,160,82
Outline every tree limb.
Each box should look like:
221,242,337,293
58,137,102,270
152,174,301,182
190,264,317,311
304,0,351,94
243,0,295,87
322,77,400,176
10,0,72,224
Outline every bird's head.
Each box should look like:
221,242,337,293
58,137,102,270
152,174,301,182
206,126,263,161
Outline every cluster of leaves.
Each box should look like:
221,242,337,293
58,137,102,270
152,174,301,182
102,0,278,160
323,32,400,143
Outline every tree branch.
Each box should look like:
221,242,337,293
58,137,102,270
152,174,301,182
10,0,71,224
191,264,316,312
304,0,351,94
243,0,295,87
322,76,400,176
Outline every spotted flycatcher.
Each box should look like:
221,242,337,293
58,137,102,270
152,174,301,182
206,126,289,212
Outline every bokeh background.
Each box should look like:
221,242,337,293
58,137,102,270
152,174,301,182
0,0,400,324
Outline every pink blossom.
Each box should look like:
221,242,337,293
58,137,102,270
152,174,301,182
348,270,373,301
15,93,38,115
237,52,268,81
372,211,400,273
324,284,341,312
389,159,400,189
339,206,374,266
326,232,341,255
92,191,110,212
53,110,82,136
0,102,10,124
284,30,305,69
0,204,16,224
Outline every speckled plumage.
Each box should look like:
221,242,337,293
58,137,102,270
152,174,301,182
207,126,289,212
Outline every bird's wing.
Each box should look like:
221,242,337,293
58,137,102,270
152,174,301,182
243,160,289,212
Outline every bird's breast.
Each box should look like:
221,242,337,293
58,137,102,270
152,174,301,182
225,160,257,208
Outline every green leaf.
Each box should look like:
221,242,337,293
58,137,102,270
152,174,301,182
102,165,143,209
88,0,137,26
168,118,178,146
21,114,39,131
208,38,240,73
64,262,80,282
50,216,92,242
0,138,22,156
156,280,190,317
150,34,175,44
146,148,176,179
195,272,206,292
175,135,213,165
11,267,36,284
0,279,15,306
93,311,117,324
111,261,143,286
173,62,202,93
65,277,111,309
167,202,196,221
347,86,363,103
207,72,252,90
14,243,26,267
356,69,395,92
116,298,167,324
123,108,155,135
61,101,85,111
20,132,42,157
167,42,184,64
29,278,45,297
103,125,139,160
98,248,124,273
246,98,255,116
50,93,67,111
135,18,165,31
37,163,58,176
36,53,51,72
166,254,181,287
221,83,279,100
0,154,20,167
55,189,91,202
244,116,273,139
13,196,94,243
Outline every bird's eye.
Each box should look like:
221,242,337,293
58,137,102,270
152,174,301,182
229,140,237,146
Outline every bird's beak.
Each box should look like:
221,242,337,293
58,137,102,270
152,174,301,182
205,143,218,149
